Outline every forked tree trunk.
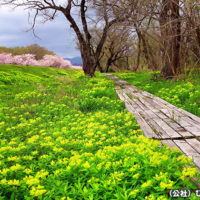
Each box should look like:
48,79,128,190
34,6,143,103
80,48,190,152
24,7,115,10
135,27,157,71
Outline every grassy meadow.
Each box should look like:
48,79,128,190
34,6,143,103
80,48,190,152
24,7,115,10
115,70,200,117
0,64,199,199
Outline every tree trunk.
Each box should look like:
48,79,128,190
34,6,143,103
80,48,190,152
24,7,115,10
146,39,157,70
135,27,157,71
196,27,200,49
81,48,96,77
105,57,113,73
160,0,181,78
97,60,103,72
140,33,150,67
134,32,142,72
125,56,129,70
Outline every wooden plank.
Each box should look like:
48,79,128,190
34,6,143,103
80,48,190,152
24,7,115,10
134,113,157,138
162,118,193,137
124,99,157,139
140,89,156,99
174,140,200,168
160,108,193,127
128,96,181,139
163,118,182,129
130,84,200,132
125,94,183,139
177,108,200,124
184,126,200,137
115,89,125,101
125,103,157,139
154,95,200,124
145,97,163,110
186,139,200,154
144,110,182,138
155,111,169,119
161,140,181,150
122,89,150,111
139,111,171,139
126,87,164,115
181,116,200,129
173,140,199,156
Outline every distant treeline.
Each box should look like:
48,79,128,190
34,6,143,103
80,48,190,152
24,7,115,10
0,44,55,60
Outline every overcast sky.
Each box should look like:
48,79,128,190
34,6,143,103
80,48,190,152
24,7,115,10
0,6,81,58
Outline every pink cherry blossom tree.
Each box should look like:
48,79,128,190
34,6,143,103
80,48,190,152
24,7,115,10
0,53,73,69
0,53,13,64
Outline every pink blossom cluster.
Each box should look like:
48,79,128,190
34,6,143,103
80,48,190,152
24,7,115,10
0,53,73,68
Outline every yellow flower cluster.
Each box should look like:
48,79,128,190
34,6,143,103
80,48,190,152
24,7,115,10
0,68,199,199
30,185,46,196
180,167,197,180
23,176,40,186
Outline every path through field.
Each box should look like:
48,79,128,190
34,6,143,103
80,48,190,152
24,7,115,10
107,74,200,172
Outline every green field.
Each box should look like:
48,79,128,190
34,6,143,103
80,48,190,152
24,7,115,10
0,65,199,199
115,70,200,117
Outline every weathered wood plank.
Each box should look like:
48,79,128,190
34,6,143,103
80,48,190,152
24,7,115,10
154,96,200,124
144,110,182,138
173,140,200,168
186,139,200,154
115,89,126,101
184,126,200,137
159,108,200,136
139,111,171,139
155,111,169,119
161,140,181,150
122,89,150,111
173,140,199,156
124,101,157,138
178,108,200,124
124,89,183,139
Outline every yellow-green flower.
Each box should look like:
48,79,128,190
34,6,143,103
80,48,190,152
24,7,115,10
7,179,20,186
130,189,139,197
30,185,46,196
160,180,173,189
141,180,152,189
180,167,197,180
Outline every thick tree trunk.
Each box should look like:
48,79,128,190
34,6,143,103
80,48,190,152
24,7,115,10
160,0,181,78
80,47,96,77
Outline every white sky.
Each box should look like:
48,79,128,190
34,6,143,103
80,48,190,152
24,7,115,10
0,6,81,58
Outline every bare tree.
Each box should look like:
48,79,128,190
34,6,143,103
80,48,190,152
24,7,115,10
1,0,131,77
99,26,133,72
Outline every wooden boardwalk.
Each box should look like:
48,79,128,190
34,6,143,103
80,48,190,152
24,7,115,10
107,74,200,171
